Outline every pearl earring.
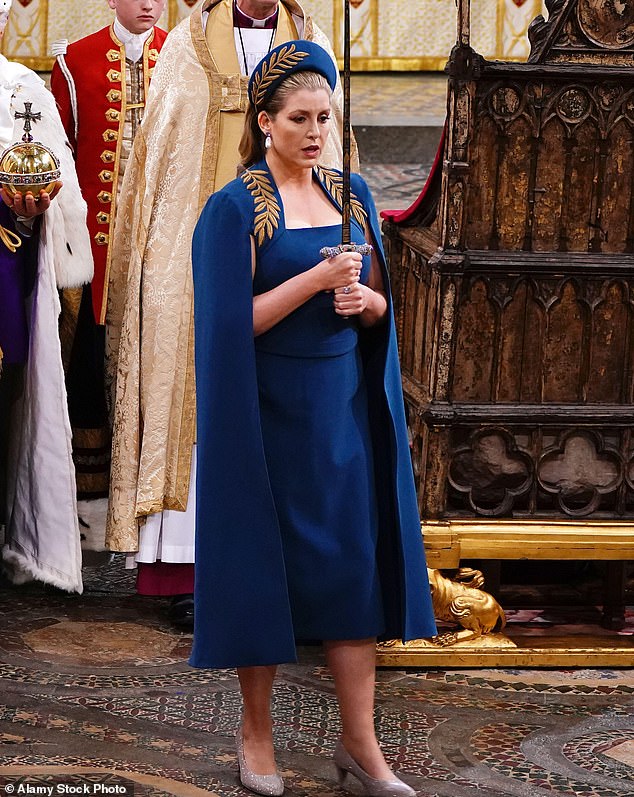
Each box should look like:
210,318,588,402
264,132,272,150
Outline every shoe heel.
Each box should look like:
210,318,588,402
334,763,347,787
333,739,415,797
236,727,284,796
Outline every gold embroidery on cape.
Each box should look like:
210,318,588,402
315,165,367,228
250,44,309,108
242,168,281,245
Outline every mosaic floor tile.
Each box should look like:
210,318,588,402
360,163,432,214
22,621,186,667
409,669,634,695
601,740,634,767
350,74,448,127
471,722,634,796
563,732,634,779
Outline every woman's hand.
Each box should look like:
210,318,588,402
333,282,369,316
333,238,388,327
313,250,363,292
1,181,63,218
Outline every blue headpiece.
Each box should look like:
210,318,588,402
248,40,338,111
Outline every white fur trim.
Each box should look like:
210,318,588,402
0,2,11,34
77,498,108,552
1,69,87,597
2,545,83,592
2,218,84,595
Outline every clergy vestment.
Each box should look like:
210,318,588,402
0,55,94,592
132,1,291,587
105,0,356,558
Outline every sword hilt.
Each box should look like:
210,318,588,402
320,241,373,259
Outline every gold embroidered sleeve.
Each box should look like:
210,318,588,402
241,168,281,246
315,165,367,229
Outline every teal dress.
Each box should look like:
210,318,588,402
253,221,384,640
190,162,436,669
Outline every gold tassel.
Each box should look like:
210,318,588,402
0,223,22,253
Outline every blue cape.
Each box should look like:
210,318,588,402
190,160,436,668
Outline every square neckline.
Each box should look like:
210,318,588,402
275,167,343,232
285,222,341,231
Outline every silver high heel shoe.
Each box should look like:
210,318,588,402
235,727,284,796
334,739,416,797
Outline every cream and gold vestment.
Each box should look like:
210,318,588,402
106,0,357,553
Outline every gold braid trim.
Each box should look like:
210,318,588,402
0,223,22,253
241,168,280,246
250,44,310,109
315,166,367,229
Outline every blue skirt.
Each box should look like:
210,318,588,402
255,346,385,640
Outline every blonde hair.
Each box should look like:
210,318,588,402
239,70,332,168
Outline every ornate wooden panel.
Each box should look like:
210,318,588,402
466,80,634,254
381,33,634,660
383,0,634,562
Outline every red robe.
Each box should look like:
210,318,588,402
51,24,168,324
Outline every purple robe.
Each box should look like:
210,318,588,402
0,203,32,365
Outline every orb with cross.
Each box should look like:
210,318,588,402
0,102,61,198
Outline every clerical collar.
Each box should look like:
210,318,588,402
113,17,153,62
233,1,278,29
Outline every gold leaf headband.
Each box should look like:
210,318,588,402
249,44,310,110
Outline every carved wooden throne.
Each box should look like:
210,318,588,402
379,0,634,665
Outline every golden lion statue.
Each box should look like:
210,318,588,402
427,567,506,645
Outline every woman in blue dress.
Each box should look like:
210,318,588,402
191,41,436,797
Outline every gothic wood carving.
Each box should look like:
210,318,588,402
383,0,634,531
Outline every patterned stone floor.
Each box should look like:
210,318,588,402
361,162,431,215
350,73,448,127
0,555,633,797
351,74,445,212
